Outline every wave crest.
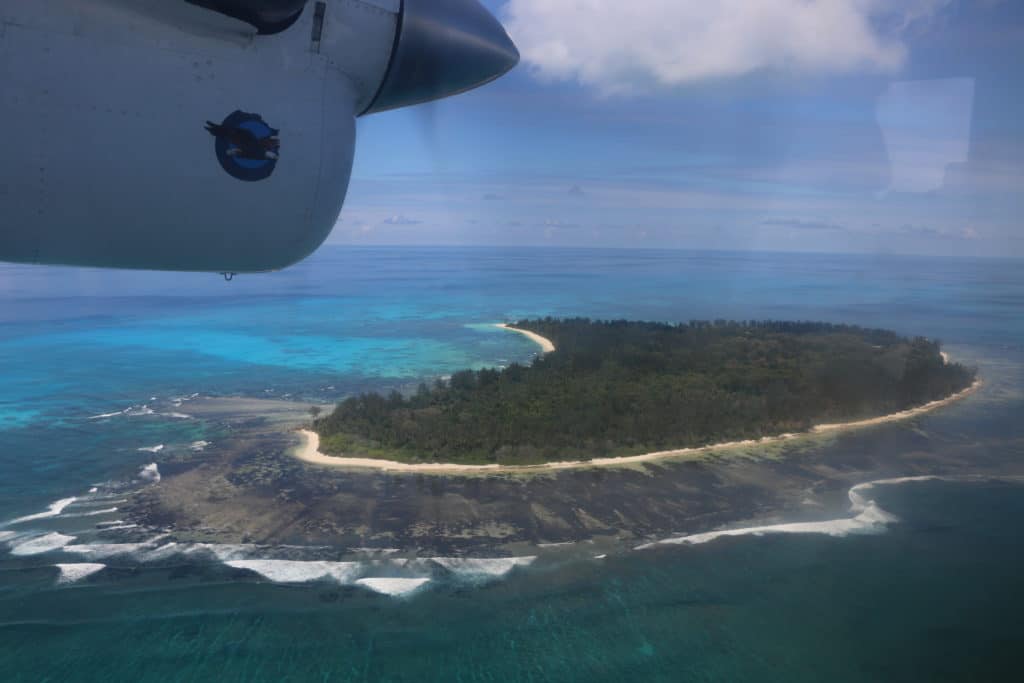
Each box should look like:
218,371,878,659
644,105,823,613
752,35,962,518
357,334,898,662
55,563,105,584
635,476,942,550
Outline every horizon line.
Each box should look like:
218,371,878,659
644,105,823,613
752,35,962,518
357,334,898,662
319,243,1023,262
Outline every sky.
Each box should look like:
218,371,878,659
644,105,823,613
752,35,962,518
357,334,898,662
333,0,1024,258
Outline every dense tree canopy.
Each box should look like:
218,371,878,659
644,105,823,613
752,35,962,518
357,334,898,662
314,319,977,465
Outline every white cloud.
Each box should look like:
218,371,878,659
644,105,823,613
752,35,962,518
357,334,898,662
503,0,949,94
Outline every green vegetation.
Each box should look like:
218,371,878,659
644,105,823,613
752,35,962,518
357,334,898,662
314,319,977,465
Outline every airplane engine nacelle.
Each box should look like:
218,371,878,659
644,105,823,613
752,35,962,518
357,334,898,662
0,0,518,273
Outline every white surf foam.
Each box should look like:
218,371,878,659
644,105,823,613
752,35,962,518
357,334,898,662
189,441,211,452
137,445,164,454
430,556,536,579
165,413,192,420
183,543,256,562
355,577,430,596
89,404,155,420
63,507,119,518
5,497,78,525
139,463,161,482
88,487,98,494
63,541,157,560
638,509,896,549
225,559,362,584
74,496,122,507
88,410,126,420
857,475,939,489
10,532,77,556
0,531,21,542
139,543,189,562
635,477,922,550
62,537,246,564
62,543,139,559
55,563,106,584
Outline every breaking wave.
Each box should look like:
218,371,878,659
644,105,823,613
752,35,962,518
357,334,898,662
636,476,938,550
88,396,198,422
61,542,158,560
225,559,363,584
429,556,536,581
60,507,119,518
88,404,155,420
55,563,105,584
138,463,161,482
355,578,430,596
5,497,77,525
9,474,970,599
10,532,77,556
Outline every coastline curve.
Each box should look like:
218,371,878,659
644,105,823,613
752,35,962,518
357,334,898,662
495,323,555,354
293,378,982,475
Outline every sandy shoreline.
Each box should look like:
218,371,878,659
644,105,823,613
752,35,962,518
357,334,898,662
813,379,980,433
293,378,981,474
295,431,505,473
496,324,556,354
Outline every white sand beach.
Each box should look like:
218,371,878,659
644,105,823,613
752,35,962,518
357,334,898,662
293,377,981,474
295,431,503,473
812,378,981,434
496,324,555,353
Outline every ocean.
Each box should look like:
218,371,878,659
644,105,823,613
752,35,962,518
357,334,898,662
1,246,1022,681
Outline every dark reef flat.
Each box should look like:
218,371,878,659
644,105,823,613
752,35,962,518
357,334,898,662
124,388,1018,555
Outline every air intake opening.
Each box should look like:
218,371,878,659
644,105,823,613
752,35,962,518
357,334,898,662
186,0,308,35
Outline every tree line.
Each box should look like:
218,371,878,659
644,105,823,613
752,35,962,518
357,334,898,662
314,318,977,465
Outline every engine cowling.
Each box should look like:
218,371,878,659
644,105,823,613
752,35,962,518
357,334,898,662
0,0,518,273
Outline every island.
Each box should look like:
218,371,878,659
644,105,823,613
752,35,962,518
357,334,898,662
310,319,978,467
122,319,989,554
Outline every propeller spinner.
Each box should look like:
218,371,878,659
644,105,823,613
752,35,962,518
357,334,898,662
364,0,520,114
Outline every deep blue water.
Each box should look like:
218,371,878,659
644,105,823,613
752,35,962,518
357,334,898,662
1,246,1022,681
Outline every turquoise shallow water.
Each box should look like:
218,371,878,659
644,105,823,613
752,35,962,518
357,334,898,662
1,247,1022,681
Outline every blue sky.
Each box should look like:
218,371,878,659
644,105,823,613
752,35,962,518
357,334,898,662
333,0,1023,257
